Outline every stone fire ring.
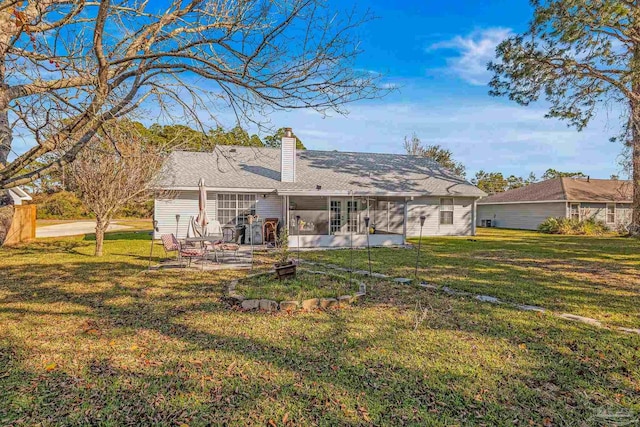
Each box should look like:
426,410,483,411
228,268,366,312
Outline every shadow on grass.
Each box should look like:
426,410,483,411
1,252,639,425
306,231,640,327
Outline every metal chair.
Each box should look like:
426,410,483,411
161,233,207,267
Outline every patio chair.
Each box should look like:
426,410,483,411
214,233,241,262
160,233,207,267
263,218,279,244
161,234,180,258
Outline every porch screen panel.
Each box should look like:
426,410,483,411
289,196,329,235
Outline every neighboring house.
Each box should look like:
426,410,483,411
477,177,632,230
6,187,32,205
153,129,485,247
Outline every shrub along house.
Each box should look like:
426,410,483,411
153,129,485,248
477,177,632,231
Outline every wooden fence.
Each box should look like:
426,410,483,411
3,205,36,246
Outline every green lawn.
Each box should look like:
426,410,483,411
303,228,640,329
236,270,360,301
0,229,638,426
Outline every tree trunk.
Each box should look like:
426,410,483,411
0,108,10,166
95,217,108,257
631,40,640,234
633,128,640,231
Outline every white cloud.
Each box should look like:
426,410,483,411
251,99,624,179
429,28,513,86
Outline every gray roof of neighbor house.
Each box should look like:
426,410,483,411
478,177,632,204
154,146,486,197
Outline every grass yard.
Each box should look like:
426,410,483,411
235,270,360,302
304,228,640,329
0,229,639,425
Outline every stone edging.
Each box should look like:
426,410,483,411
228,268,366,313
301,261,640,336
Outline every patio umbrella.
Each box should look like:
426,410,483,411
195,178,210,235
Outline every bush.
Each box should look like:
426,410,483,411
538,217,559,234
34,191,153,220
34,191,90,219
119,199,154,218
538,217,609,236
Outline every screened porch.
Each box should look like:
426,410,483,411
286,195,406,247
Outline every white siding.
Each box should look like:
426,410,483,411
406,197,475,237
580,202,632,228
615,203,632,226
154,191,218,238
289,234,404,248
256,194,283,221
477,202,566,230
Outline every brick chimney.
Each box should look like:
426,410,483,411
280,127,296,182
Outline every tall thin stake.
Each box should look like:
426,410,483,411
415,215,426,279
148,220,158,270
296,215,301,264
349,192,354,282
364,216,371,275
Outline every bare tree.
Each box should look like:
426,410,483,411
0,0,385,189
70,123,164,256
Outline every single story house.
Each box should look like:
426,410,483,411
477,177,632,230
153,129,486,247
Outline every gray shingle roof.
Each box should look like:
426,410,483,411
154,146,485,197
478,177,632,204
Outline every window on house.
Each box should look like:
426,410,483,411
217,194,256,226
606,203,616,224
440,198,454,225
570,203,581,220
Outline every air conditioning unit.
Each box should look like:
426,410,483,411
481,219,493,228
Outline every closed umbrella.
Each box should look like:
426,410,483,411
195,178,210,235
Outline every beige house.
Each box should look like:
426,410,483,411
153,131,486,247
477,177,632,231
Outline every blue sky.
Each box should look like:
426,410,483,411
251,0,625,180
9,0,625,180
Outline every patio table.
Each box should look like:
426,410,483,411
184,236,223,263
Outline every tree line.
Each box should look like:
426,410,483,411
404,133,592,194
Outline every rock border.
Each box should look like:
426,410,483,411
228,268,366,313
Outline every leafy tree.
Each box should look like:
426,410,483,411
473,170,537,194
263,128,306,149
472,171,508,194
541,169,586,181
403,134,466,177
488,0,640,229
148,124,264,150
148,124,215,151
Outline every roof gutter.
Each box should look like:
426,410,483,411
154,186,278,193
152,186,484,198
276,189,483,197
478,199,632,205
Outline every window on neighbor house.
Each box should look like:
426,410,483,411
570,203,581,220
217,194,256,226
440,198,454,225
606,203,616,224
